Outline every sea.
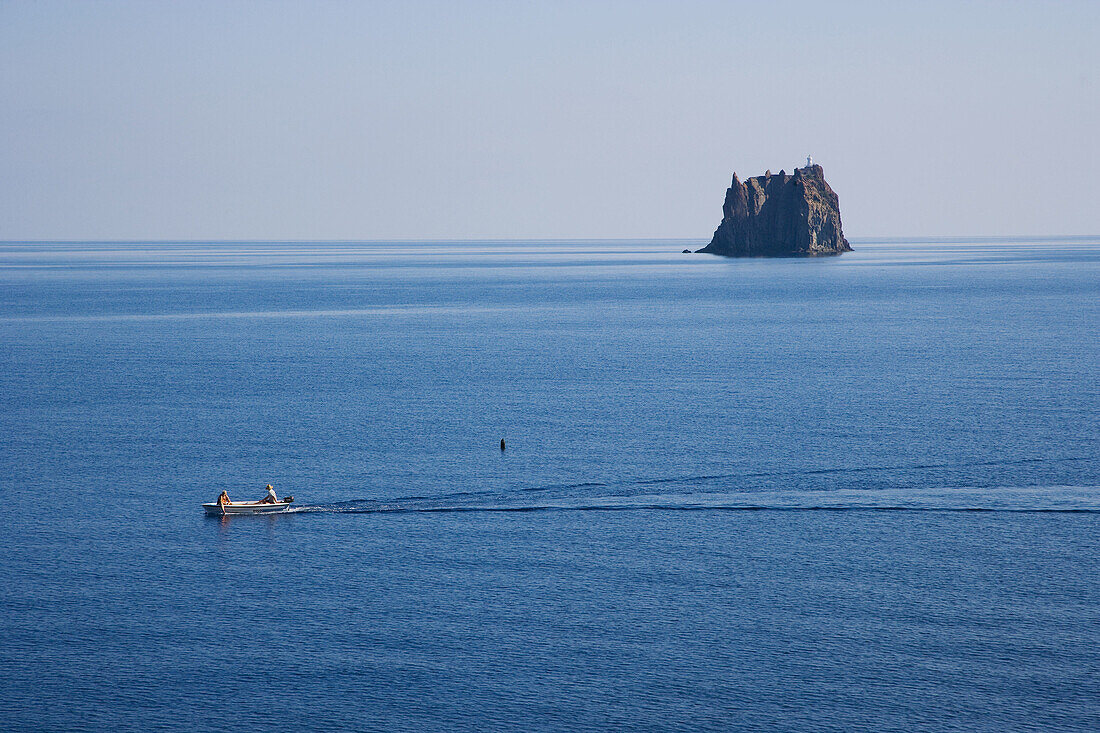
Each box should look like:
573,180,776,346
0,238,1097,732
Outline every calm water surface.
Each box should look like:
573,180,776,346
1,238,1098,731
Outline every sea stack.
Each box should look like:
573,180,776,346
698,163,851,257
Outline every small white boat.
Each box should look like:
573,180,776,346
203,500,293,516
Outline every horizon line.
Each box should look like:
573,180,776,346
1,234,1098,245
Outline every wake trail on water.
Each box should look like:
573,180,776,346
336,456,1093,507
293,503,1100,516
282,458,1100,517
293,485,1100,517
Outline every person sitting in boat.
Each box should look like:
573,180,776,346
258,484,278,504
217,490,231,507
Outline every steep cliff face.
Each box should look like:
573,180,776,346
698,165,851,257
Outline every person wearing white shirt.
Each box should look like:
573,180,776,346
259,484,278,504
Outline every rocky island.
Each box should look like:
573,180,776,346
698,161,850,257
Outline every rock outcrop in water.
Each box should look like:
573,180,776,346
698,164,851,257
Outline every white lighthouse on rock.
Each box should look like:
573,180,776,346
805,155,813,168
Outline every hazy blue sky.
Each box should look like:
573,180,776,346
2,0,1097,239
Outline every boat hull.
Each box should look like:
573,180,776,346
203,501,292,516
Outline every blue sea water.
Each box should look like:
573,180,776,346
0,238,1098,732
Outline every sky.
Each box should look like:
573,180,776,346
1,0,1098,240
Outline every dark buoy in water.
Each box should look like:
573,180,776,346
500,438,506,451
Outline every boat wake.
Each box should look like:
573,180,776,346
293,485,1100,516
298,455,1095,511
